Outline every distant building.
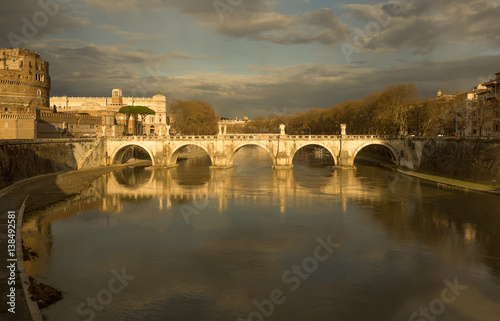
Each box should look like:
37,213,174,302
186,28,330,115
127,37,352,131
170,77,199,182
51,89,168,136
218,117,248,125
465,72,500,137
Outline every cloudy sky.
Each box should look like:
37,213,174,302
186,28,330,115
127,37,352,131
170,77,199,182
2,0,500,117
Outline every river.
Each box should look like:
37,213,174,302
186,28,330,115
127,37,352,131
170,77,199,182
23,146,500,321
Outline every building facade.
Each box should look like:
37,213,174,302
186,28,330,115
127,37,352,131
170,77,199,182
51,89,168,136
465,72,500,137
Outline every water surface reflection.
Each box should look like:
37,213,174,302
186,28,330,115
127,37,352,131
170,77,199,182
24,147,500,321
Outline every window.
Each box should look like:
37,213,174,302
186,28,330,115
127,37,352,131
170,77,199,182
4,108,8,112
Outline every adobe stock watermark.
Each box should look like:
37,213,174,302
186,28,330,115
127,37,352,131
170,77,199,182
180,197,210,224
476,72,497,85
213,0,245,22
271,105,288,118
409,278,468,321
340,0,415,63
237,235,340,321
76,267,135,321
8,0,71,48
131,64,163,98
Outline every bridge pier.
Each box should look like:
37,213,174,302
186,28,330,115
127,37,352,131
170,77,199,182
210,152,235,169
272,152,293,169
336,150,356,169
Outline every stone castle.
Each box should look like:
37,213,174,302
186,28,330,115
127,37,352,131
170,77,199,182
0,48,51,109
0,48,102,139
0,48,168,139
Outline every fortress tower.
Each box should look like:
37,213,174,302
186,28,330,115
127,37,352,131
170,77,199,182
0,48,51,109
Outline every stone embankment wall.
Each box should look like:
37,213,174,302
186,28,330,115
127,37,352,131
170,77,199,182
0,139,97,189
416,138,500,187
78,137,107,169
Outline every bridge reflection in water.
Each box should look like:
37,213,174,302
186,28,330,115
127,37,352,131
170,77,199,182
22,147,500,321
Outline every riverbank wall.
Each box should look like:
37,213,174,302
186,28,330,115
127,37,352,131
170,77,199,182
0,139,96,189
414,138,500,187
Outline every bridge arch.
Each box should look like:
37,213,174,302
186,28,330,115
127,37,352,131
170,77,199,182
290,143,337,166
170,143,214,165
110,142,155,166
352,141,399,166
111,167,155,189
229,142,276,166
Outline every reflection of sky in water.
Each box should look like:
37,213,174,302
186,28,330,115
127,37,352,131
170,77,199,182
24,147,500,321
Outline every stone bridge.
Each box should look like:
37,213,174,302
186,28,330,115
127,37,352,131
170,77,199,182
102,126,419,169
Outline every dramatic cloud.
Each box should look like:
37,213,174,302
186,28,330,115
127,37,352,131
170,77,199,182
0,0,90,48
82,0,349,46
34,38,500,118
3,0,498,120
98,25,165,42
341,0,500,52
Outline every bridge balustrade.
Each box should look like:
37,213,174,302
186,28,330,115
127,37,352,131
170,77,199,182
106,134,404,141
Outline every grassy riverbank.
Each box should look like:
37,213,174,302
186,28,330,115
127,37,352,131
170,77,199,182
397,169,500,195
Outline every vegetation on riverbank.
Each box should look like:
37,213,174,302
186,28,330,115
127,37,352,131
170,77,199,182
227,83,499,137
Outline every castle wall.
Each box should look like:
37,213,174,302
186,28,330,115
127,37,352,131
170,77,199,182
0,48,51,108
37,111,101,138
0,113,36,139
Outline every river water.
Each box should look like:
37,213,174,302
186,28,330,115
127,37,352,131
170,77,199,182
23,146,500,321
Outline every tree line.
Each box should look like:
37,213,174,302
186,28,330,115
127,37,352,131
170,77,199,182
228,83,499,136
167,83,499,136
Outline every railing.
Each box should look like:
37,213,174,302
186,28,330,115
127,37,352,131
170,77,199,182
105,134,404,141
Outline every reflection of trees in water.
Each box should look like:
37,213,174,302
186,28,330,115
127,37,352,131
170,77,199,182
171,161,211,186
357,175,500,277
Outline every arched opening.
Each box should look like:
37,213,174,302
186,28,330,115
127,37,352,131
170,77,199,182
292,144,336,168
112,144,153,165
231,144,274,171
353,144,398,167
170,144,212,167
112,166,153,188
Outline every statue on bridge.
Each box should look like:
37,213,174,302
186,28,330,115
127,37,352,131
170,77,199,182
341,124,346,136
